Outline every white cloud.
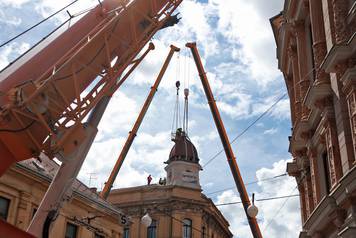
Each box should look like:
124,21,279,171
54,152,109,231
0,0,31,8
213,0,284,85
0,42,30,70
263,128,278,135
0,10,22,26
216,160,301,238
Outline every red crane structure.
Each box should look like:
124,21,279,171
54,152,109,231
0,0,263,237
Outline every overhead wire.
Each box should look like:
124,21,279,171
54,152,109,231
205,173,287,195
214,194,299,207
201,65,318,168
0,2,99,74
0,0,80,48
263,185,298,232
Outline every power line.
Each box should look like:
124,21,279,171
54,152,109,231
202,65,318,168
263,185,298,232
205,173,287,195
215,194,299,206
0,3,98,74
202,92,287,168
0,0,80,48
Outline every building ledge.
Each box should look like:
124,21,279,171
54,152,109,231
330,163,356,206
303,164,356,234
303,196,337,233
286,161,299,177
338,226,356,238
289,136,306,153
322,33,356,73
304,83,332,111
347,2,356,24
293,119,310,142
341,66,356,92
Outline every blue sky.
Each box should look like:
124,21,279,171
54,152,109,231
0,0,301,237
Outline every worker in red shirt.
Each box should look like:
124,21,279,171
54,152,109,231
147,174,152,185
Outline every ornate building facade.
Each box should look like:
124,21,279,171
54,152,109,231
271,0,356,237
108,129,233,238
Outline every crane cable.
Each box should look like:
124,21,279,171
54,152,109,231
0,0,80,48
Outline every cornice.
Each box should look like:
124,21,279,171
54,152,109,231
321,33,356,73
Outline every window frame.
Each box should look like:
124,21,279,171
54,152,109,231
0,196,11,221
147,219,157,238
182,218,192,238
65,222,78,238
123,227,130,238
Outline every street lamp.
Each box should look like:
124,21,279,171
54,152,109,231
141,213,152,227
247,193,258,218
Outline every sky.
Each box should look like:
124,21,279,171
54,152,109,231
0,0,302,237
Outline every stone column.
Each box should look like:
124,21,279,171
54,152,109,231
307,148,321,206
298,182,307,224
342,66,356,166
16,191,32,229
324,120,343,187
305,171,315,216
289,44,302,122
331,0,351,44
309,0,329,85
286,75,297,125
293,20,311,120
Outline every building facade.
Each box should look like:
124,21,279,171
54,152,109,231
0,158,125,238
108,129,233,238
271,0,356,237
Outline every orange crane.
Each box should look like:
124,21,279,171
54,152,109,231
100,44,180,199
0,1,263,237
0,0,182,237
186,42,263,238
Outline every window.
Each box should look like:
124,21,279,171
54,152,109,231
147,220,157,238
202,226,206,238
65,223,78,238
123,227,129,238
32,207,38,218
322,152,331,193
182,219,192,238
0,196,10,221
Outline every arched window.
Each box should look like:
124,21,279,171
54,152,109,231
182,218,192,238
147,219,157,238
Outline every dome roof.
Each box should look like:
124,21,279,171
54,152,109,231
166,129,199,164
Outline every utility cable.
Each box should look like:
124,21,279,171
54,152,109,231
202,65,318,168
214,194,299,206
0,3,97,74
205,173,287,195
0,0,80,48
263,185,298,233
202,92,287,168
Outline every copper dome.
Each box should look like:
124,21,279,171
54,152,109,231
166,129,199,164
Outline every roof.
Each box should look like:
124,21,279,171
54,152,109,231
166,128,199,164
15,156,124,217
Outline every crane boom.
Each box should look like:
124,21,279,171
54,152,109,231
0,0,182,175
186,42,263,238
100,44,180,199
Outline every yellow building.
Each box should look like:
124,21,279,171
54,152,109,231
0,158,124,238
108,129,232,238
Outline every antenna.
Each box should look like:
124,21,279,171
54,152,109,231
87,172,97,187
